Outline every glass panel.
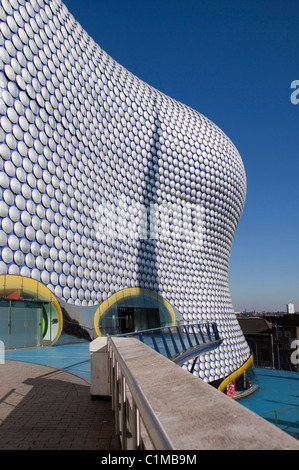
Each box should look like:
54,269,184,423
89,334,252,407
118,306,135,333
42,302,52,345
98,291,173,335
134,307,149,331
146,308,160,329
0,275,63,347
10,301,42,349
117,306,160,333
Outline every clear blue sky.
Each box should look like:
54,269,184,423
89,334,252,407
62,0,299,312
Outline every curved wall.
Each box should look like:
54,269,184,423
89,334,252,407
0,0,250,382
0,274,63,347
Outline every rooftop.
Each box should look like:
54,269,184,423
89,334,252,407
2,337,299,448
237,317,272,335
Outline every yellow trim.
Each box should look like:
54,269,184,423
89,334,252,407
94,287,177,336
218,354,254,393
0,275,63,345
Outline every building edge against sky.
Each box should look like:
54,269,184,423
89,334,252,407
0,0,252,391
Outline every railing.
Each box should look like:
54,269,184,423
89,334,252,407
107,321,222,449
107,335,175,450
104,335,299,450
260,406,299,439
116,321,221,367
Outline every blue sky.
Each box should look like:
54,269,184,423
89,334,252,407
62,0,299,312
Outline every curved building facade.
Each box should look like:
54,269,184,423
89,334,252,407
0,0,250,385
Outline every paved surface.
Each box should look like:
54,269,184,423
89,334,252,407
0,360,120,450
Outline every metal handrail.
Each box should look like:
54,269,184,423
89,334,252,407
116,320,219,339
115,320,221,363
260,406,299,430
107,335,175,450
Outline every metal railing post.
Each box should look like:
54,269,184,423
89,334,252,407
205,322,212,342
183,325,193,348
106,335,175,450
131,401,140,449
120,372,127,449
114,361,120,436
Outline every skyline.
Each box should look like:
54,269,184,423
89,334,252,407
62,0,299,312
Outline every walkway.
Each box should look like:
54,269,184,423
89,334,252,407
2,339,298,448
0,358,120,450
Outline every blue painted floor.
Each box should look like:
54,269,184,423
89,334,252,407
240,368,299,412
239,368,299,439
5,336,91,381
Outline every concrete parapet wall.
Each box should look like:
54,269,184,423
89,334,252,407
90,337,299,450
90,337,110,398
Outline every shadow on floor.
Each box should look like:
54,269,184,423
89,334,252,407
0,361,120,450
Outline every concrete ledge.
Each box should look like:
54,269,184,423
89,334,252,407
107,337,299,450
89,337,110,399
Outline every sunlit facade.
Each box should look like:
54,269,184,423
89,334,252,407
0,0,251,387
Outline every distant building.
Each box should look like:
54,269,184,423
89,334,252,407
287,304,295,314
238,315,299,372
237,318,273,368
265,314,299,371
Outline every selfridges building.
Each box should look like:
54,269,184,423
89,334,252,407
0,0,252,389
